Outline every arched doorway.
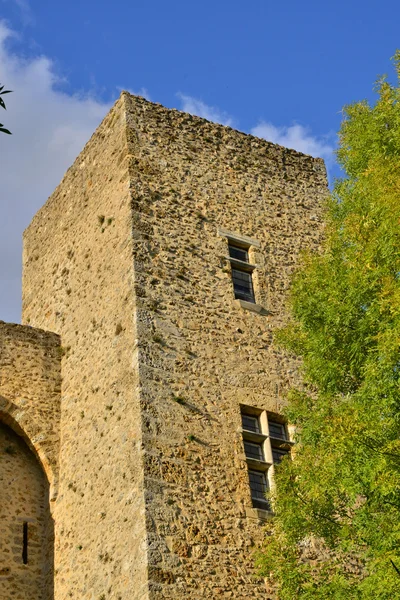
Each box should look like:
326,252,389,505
0,421,54,599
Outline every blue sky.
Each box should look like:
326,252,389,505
1,0,400,322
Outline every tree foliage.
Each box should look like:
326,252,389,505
0,84,12,134
258,54,400,599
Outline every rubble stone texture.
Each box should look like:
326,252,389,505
0,322,60,600
0,423,54,600
1,93,328,599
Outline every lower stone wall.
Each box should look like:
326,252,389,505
0,422,54,600
0,321,61,496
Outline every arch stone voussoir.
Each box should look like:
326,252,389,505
0,400,59,500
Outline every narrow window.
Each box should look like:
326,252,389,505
241,408,270,511
228,244,249,262
268,420,287,440
231,269,255,303
228,242,256,303
269,419,290,464
244,440,264,461
248,470,270,510
241,414,260,433
241,407,294,513
22,522,28,565
272,447,290,463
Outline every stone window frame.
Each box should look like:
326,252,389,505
240,405,294,520
218,228,265,313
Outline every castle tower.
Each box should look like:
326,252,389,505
4,93,327,599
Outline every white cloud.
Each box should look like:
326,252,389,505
0,22,111,323
250,121,335,163
177,93,234,127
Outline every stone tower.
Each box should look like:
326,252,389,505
0,93,327,599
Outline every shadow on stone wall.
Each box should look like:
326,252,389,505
0,420,54,599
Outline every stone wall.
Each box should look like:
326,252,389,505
22,93,328,599
0,422,53,600
122,94,328,598
0,321,61,496
23,97,149,600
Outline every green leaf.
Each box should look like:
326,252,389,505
258,52,400,599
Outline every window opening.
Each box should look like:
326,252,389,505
268,420,287,440
241,414,260,433
228,242,256,304
248,470,269,510
244,440,264,461
272,447,290,463
241,407,293,513
228,245,249,262
231,269,255,303
22,522,28,565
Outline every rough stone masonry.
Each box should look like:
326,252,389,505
0,93,328,599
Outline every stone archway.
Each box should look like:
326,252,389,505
0,421,54,600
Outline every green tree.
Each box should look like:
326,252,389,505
0,84,12,134
258,54,400,599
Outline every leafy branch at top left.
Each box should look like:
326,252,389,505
0,84,13,135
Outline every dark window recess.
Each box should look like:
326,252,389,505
272,448,289,464
248,470,270,509
22,522,28,565
231,269,255,303
228,244,249,263
268,420,287,440
244,441,264,461
241,414,260,433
